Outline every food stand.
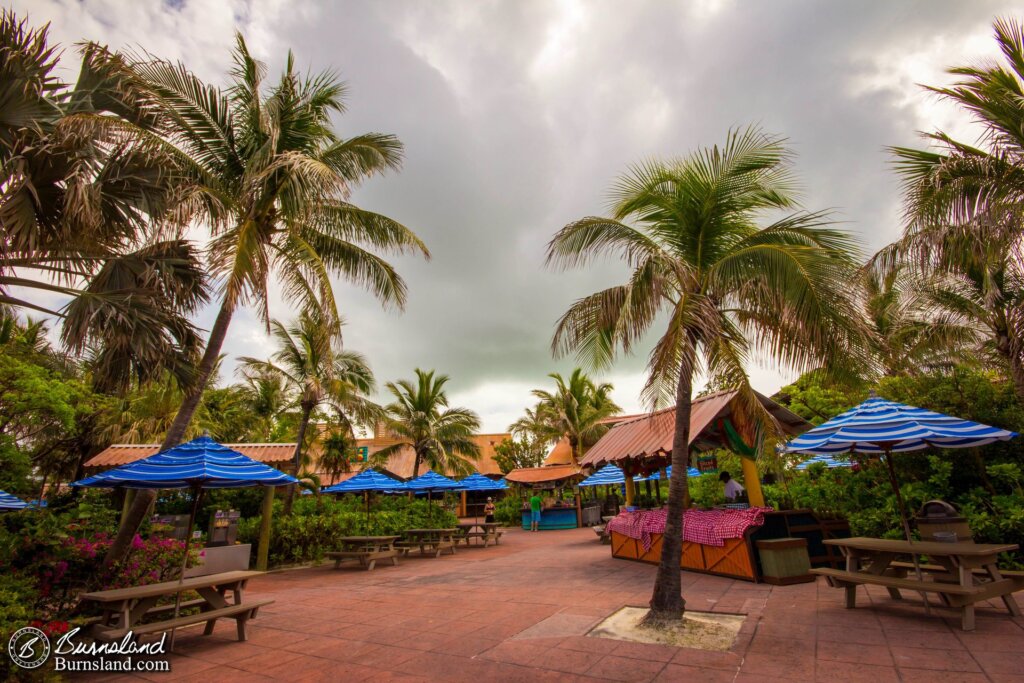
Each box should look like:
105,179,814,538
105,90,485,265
504,464,586,530
582,390,827,581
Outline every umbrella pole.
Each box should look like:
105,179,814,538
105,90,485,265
884,450,930,614
171,485,204,651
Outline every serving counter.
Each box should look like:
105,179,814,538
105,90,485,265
521,506,578,530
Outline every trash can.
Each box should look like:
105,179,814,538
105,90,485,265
915,500,971,542
756,537,814,585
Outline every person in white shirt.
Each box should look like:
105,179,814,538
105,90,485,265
719,471,745,502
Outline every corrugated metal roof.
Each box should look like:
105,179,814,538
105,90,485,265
579,390,811,468
85,443,297,468
504,463,581,484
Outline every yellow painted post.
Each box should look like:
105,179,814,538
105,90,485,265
624,474,635,507
741,457,765,507
256,486,275,571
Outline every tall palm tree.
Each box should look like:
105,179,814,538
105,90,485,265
106,34,428,563
372,369,482,479
546,127,863,623
236,364,290,441
889,18,1024,397
508,403,560,447
240,312,379,511
0,11,209,392
530,369,620,465
860,265,980,377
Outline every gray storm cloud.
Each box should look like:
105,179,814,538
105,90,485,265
15,0,1018,430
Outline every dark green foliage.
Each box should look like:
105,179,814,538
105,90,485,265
237,495,458,567
494,495,525,526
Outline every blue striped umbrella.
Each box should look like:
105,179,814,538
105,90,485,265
71,435,297,489
405,470,465,492
322,469,407,494
458,473,508,491
645,466,702,480
786,394,1017,540
579,464,627,486
71,435,297,641
0,490,28,511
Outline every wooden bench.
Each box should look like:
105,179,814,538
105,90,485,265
96,599,274,643
326,549,398,571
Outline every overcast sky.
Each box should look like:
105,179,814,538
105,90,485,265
15,0,1019,431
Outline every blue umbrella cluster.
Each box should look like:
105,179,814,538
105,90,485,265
72,435,298,489
322,469,407,494
795,454,851,471
786,395,1017,455
0,490,28,510
578,464,700,486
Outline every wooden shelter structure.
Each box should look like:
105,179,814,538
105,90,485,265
579,390,811,506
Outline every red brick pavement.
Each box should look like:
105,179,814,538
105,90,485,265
79,527,1024,682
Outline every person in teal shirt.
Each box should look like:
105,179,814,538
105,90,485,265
529,493,542,531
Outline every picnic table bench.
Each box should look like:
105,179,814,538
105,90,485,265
326,536,400,571
80,570,270,642
396,528,458,557
455,522,502,547
814,537,1024,631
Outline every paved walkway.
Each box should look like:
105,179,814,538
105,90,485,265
95,527,1023,682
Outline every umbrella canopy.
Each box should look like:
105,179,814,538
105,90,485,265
0,490,28,510
579,464,628,486
786,394,1017,543
322,469,407,494
458,473,508,491
785,395,1017,455
795,454,851,471
71,435,298,490
405,470,465,492
645,466,702,479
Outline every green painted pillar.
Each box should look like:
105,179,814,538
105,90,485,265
256,486,275,571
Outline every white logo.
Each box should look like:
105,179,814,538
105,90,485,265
8,627,51,669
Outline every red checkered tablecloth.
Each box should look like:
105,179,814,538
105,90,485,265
605,506,771,551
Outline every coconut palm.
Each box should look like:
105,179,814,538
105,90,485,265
888,18,1024,398
546,127,863,622
0,11,209,392
530,369,620,465
372,369,482,479
106,34,427,562
861,265,980,377
240,312,379,511
508,403,560,448
235,364,290,441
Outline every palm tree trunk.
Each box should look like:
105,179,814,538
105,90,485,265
284,403,314,516
644,355,694,623
103,300,236,567
412,451,421,479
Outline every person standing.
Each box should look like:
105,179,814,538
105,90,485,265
529,492,543,531
484,497,496,523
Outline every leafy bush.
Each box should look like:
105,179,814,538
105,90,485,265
237,495,459,567
494,495,524,526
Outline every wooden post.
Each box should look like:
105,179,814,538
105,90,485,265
741,457,765,507
575,491,582,528
624,475,635,507
460,490,467,518
256,486,275,571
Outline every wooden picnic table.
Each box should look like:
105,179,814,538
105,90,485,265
327,535,400,571
397,528,458,557
455,522,502,547
815,537,1024,630
80,570,270,642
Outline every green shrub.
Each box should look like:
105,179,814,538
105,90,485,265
494,495,523,527
238,496,459,567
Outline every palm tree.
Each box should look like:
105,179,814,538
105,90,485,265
889,18,1024,397
530,369,620,465
0,11,209,392
240,312,379,511
861,265,980,376
372,369,482,479
236,364,290,441
106,34,428,563
546,127,863,623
